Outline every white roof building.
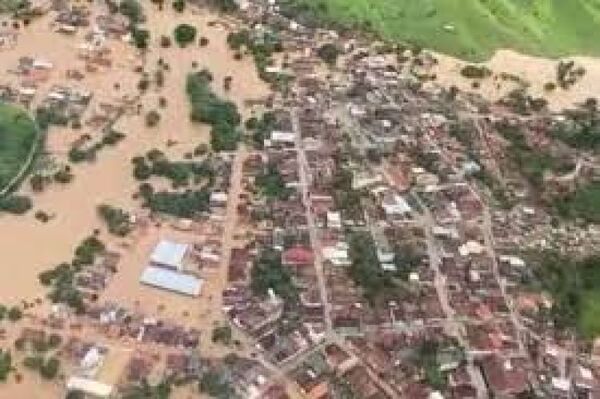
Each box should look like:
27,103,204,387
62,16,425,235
326,211,342,229
322,243,350,267
150,240,189,271
382,192,411,218
140,266,202,297
66,377,113,398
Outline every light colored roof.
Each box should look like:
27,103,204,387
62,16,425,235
271,131,296,143
140,266,202,297
150,240,189,270
66,376,113,398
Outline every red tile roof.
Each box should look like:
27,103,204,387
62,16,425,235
282,246,315,266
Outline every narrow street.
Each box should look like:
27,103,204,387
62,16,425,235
291,108,333,333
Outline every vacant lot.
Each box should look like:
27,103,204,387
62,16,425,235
285,0,600,60
0,103,38,191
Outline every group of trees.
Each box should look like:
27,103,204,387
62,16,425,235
69,130,126,164
23,355,60,380
250,249,297,304
495,121,564,190
245,111,276,149
255,163,293,200
527,251,600,338
38,235,106,313
0,305,23,322
199,369,236,399
97,204,132,236
140,186,211,218
0,351,12,382
226,29,288,87
132,149,215,188
0,195,32,214
347,232,400,304
186,71,241,151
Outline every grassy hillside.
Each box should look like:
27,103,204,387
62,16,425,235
0,103,38,190
282,0,600,61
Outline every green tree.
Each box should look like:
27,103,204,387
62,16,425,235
174,24,197,47
119,0,143,23
7,306,22,322
40,357,59,379
317,43,340,66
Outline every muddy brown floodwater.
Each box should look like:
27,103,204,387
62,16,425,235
0,7,268,308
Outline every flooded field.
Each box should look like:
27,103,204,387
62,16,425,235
0,6,268,305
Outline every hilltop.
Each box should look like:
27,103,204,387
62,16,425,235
282,0,600,61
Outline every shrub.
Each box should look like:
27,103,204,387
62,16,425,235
145,110,161,127
8,306,22,322
40,357,59,379
460,64,492,79
174,24,197,47
172,0,185,12
0,195,32,214
159,35,171,48
316,43,340,66
131,27,150,49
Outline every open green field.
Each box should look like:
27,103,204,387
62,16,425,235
284,0,600,61
0,102,38,191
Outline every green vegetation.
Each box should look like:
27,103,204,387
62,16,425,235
245,112,276,149
206,0,238,13
119,0,143,24
255,164,293,200
38,235,106,313
551,107,600,151
132,27,150,50
7,306,22,322
24,355,60,379
528,252,600,338
556,183,600,223
199,369,236,399
316,43,340,67
331,166,363,221
174,24,197,47
132,149,215,188
347,232,399,304
496,121,566,189
0,194,32,214
0,350,12,382
211,325,233,346
122,378,172,399
226,29,291,90
68,129,125,163
0,102,39,191
140,186,211,218
460,64,492,79
280,0,600,61
97,204,131,236
250,249,298,303
412,340,448,391
172,0,185,12
186,71,241,152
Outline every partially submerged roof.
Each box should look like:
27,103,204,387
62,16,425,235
66,376,113,398
140,266,202,297
150,240,189,270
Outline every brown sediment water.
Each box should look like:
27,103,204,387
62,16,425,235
0,6,268,307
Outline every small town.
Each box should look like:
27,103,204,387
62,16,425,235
2,0,600,398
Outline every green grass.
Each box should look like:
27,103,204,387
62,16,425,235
285,0,600,61
0,102,38,190
579,291,600,339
